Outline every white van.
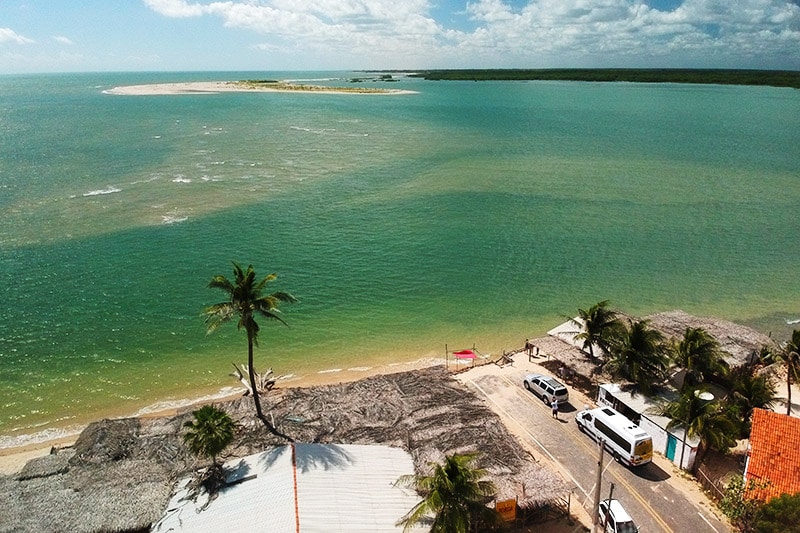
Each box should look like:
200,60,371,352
575,406,653,467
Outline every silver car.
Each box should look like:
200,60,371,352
523,373,569,405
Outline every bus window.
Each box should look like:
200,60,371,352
634,439,652,457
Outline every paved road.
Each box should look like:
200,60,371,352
461,367,730,532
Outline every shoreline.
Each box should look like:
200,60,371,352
1,309,788,474
0,355,443,475
103,80,418,96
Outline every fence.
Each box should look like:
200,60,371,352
695,463,727,502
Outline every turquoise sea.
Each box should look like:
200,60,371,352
1,71,799,447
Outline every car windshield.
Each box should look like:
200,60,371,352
617,521,638,533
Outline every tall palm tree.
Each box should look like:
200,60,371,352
396,453,500,533
605,319,669,394
203,262,297,441
672,327,729,391
570,300,622,360
183,404,236,467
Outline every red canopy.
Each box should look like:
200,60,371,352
453,349,476,359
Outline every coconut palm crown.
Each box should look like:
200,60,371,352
396,452,500,533
571,300,622,360
605,319,669,394
672,327,729,391
183,404,236,466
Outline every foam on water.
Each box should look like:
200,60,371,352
1,72,798,445
82,186,122,197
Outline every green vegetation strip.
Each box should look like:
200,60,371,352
236,79,393,93
409,69,800,88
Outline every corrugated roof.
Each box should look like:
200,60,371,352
153,443,426,533
745,408,800,501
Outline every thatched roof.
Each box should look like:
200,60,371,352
0,366,568,532
645,310,777,366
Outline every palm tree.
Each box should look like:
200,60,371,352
183,404,236,496
570,300,622,360
672,327,729,391
203,262,297,440
659,387,738,463
396,453,500,533
729,365,777,436
605,319,669,394
183,404,236,467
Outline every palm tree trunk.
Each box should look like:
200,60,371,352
787,365,793,417
247,334,294,442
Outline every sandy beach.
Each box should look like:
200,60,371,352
3,310,795,479
0,355,441,475
103,80,417,96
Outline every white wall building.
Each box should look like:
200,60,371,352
597,383,701,471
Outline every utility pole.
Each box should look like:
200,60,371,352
592,439,605,533
599,482,615,531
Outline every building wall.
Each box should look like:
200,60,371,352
597,384,699,471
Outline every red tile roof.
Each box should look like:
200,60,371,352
745,408,800,501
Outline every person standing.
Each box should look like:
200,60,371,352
551,399,559,419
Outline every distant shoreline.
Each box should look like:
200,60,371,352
407,68,800,89
104,80,417,96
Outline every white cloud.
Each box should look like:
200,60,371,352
141,0,800,68
143,0,209,17
0,28,35,45
53,36,75,46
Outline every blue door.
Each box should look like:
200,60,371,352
666,434,677,461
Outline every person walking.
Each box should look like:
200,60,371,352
551,399,559,419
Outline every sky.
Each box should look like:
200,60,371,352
1,0,799,74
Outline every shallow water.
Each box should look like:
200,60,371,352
1,71,798,446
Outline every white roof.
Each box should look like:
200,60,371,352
154,443,426,533
547,318,601,356
598,383,700,445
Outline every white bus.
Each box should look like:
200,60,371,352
575,406,653,467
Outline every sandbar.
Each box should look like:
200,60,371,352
104,80,417,96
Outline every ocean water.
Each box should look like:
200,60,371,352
1,71,799,446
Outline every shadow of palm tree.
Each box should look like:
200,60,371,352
255,443,354,474
294,443,353,473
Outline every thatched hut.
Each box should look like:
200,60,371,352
0,366,570,532
645,310,777,367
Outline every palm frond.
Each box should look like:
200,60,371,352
202,303,236,332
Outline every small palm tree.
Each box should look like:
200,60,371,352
605,319,669,394
570,300,622,360
183,404,236,496
396,453,500,533
203,262,297,440
672,327,729,391
183,404,236,467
